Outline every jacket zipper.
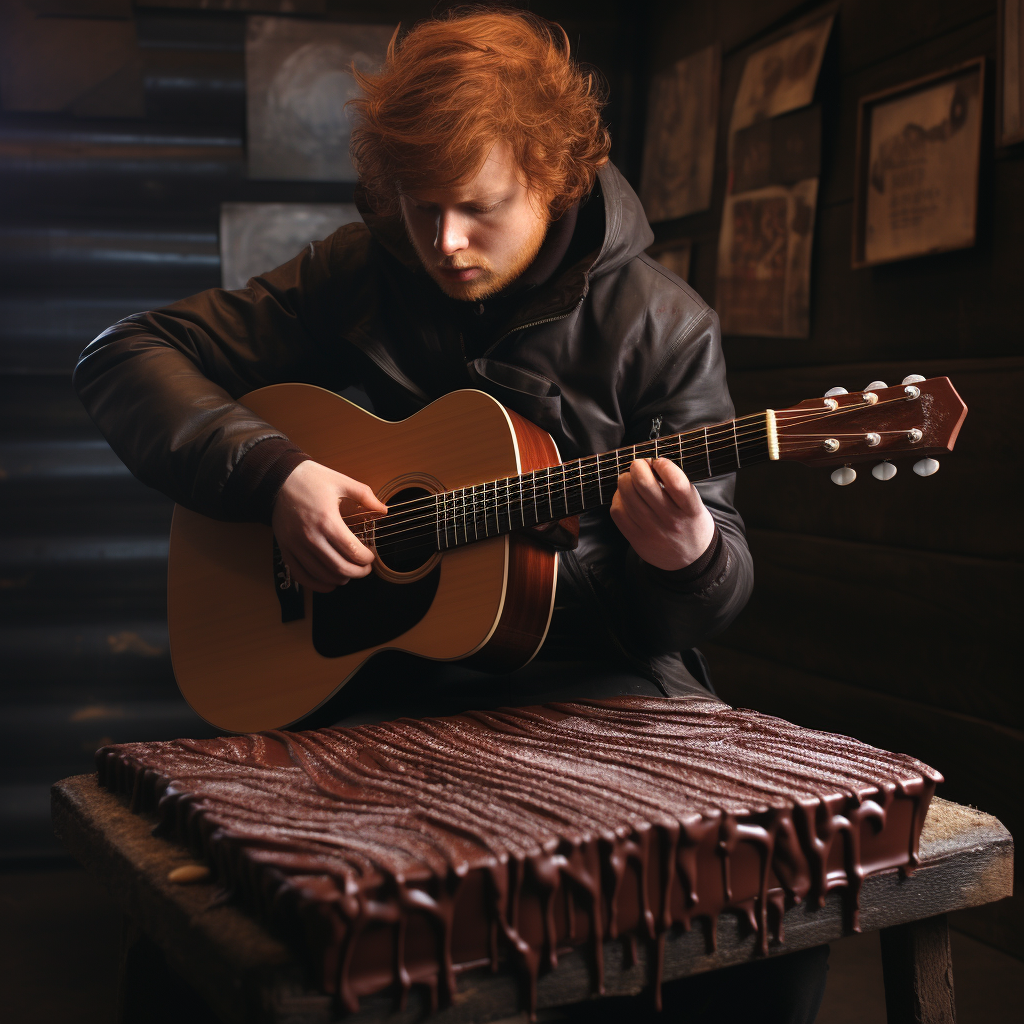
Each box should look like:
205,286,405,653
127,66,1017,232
485,295,586,355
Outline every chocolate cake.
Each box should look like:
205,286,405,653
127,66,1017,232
96,696,940,1015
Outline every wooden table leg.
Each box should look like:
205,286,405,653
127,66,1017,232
879,914,956,1024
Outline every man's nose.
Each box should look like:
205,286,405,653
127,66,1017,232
434,210,469,255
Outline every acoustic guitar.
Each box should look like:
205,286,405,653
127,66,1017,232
168,376,967,732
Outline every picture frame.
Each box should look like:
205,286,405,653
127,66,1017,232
998,0,1024,147
851,57,985,269
639,44,720,223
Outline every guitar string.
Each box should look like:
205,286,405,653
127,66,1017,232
362,427,776,544
365,437,858,551
352,393,905,520
363,424,908,547
350,396,924,546
361,396,912,540
352,394,917,519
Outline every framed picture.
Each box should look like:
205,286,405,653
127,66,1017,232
220,202,360,290
246,16,393,182
998,0,1024,146
852,58,985,269
716,178,818,338
639,44,720,223
729,14,834,138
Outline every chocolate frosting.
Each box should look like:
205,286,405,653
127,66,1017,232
96,696,941,1016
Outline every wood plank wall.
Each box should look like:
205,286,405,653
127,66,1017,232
642,0,1022,955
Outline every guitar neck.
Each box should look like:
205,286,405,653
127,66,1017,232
430,411,775,550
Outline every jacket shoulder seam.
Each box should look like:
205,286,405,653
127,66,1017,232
637,305,714,402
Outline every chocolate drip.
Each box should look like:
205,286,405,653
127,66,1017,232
95,697,941,1017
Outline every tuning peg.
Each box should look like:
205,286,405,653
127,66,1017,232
913,458,940,477
902,374,926,385
865,380,888,391
824,387,848,397
871,462,897,481
831,466,856,486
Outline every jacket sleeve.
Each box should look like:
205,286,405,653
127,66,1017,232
73,225,368,521
617,305,754,653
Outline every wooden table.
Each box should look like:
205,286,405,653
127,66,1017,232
52,775,1013,1024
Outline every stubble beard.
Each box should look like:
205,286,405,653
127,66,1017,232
412,219,550,302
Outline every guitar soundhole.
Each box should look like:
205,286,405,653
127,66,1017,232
374,486,438,574
311,486,441,658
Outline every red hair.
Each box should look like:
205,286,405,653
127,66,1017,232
349,9,610,218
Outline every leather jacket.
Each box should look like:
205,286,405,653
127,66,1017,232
74,162,753,700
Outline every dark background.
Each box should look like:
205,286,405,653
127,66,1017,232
0,0,1018,994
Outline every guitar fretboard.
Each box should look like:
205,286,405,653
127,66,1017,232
368,413,773,558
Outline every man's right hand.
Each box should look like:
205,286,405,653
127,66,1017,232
271,461,388,592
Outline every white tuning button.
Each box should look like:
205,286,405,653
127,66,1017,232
824,386,848,397
865,380,888,391
872,462,897,481
902,374,926,385
913,458,940,477
831,466,857,486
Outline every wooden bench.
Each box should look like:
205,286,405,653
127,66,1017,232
52,774,1013,1024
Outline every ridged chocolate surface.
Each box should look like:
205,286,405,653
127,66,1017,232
96,696,941,1015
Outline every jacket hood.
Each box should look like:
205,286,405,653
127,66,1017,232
587,160,655,279
355,160,654,299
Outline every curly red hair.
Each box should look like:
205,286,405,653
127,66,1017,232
349,9,610,218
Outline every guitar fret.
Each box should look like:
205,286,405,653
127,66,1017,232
425,414,778,551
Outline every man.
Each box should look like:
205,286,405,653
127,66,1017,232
74,10,828,1020
75,10,751,720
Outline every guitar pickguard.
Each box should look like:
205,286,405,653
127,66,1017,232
311,565,442,657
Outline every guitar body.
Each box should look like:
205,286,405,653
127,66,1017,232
168,386,560,732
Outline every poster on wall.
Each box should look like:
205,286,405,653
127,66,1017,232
717,14,832,338
716,179,818,338
648,240,692,283
220,202,361,290
852,58,984,269
998,0,1024,146
639,44,720,223
729,14,834,140
246,17,394,182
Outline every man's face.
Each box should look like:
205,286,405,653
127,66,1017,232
399,140,551,302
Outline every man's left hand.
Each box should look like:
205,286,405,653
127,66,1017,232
609,458,716,571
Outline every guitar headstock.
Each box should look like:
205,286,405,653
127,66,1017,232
773,376,967,481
